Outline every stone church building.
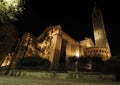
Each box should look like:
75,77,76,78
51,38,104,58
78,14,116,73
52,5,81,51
1,5,111,71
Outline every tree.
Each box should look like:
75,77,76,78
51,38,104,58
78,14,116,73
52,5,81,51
0,0,24,24
0,24,18,61
0,0,25,62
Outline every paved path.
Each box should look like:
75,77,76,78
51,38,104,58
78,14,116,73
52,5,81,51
0,75,120,85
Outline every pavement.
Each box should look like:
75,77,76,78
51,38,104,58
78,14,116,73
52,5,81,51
0,75,120,85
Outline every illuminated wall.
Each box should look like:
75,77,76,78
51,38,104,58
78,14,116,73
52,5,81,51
3,24,111,70
79,37,95,57
12,25,80,70
91,5,111,57
25,25,62,70
85,47,111,61
5,32,31,70
61,31,80,69
1,53,12,67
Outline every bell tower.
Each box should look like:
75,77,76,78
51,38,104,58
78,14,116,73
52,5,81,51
91,2,111,57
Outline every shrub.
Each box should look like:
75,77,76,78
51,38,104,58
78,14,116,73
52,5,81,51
16,55,51,70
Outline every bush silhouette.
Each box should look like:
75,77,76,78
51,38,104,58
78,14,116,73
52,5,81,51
16,56,51,70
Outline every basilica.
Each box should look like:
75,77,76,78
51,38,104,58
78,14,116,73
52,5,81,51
1,4,111,71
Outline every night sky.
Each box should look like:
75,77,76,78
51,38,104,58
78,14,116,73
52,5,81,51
14,0,120,56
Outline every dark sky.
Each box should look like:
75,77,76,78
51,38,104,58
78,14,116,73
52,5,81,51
14,0,120,56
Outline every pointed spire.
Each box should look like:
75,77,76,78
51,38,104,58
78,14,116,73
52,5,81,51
93,1,97,12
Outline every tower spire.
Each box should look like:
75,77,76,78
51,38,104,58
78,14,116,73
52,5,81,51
91,2,111,57
93,1,96,12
